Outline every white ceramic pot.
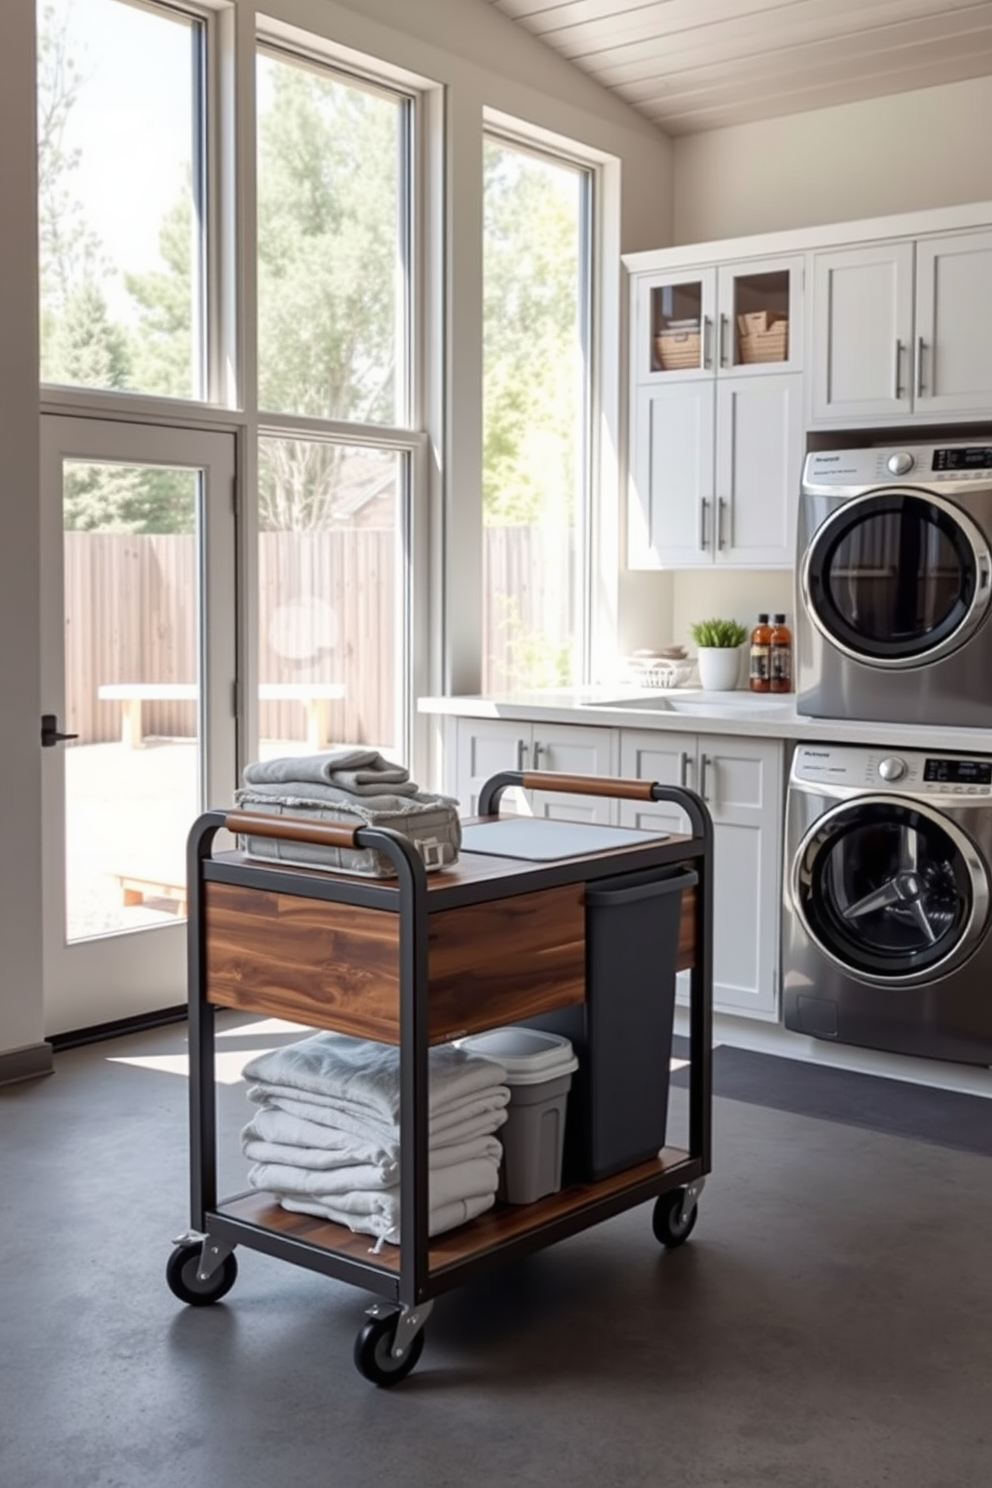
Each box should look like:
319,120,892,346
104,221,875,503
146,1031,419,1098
696,646,741,691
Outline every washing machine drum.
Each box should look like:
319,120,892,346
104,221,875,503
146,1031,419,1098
794,800,988,981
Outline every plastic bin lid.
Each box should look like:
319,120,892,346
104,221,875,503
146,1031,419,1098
458,1026,578,1085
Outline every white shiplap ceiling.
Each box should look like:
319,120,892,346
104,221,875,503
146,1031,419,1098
487,0,992,134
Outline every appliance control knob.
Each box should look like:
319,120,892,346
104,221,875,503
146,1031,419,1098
878,756,907,782
886,451,915,476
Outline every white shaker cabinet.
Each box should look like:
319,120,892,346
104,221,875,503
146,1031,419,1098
617,729,784,1019
811,230,992,423
452,717,619,823
630,372,802,569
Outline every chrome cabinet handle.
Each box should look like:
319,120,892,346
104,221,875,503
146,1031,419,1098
718,497,727,550
720,313,729,368
894,339,903,399
516,738,528,770
699,753,710,802
702,315,713,370
700,497,710,550
916,335,925,396
532,740,544,765
678,750,690,788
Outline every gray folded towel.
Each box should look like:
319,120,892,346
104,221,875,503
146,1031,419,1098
237,779,422,811
242,748,419,796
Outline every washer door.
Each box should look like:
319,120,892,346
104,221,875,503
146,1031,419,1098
792,797,989,984
802,490,992,668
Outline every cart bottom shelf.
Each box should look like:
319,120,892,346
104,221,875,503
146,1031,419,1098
216,1146,693,1277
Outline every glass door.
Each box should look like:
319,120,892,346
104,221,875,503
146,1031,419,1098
794,800,982,980
803,492,992,666
40,416,237,1035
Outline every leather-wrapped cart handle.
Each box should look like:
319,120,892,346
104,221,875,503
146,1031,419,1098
224,809,360,849
477,769,710,840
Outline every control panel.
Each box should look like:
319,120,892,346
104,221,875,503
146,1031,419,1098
804,444,992,489
792,745,992,796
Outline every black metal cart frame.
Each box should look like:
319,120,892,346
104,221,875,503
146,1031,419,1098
172,770,714,1383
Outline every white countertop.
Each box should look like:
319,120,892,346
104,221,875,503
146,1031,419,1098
418,687,992,754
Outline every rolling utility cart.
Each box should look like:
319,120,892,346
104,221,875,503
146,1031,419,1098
168,770,714,1386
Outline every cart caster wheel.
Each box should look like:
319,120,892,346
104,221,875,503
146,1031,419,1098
166,1242,238,1306
652,1189,698,1250
354,1314,425,1387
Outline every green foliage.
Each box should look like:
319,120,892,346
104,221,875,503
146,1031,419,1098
689,617,748,649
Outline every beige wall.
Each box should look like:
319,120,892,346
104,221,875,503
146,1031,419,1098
673,74,992,245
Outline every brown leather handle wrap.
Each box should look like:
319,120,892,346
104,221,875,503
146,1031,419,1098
224,810,361,849
518,771,656,800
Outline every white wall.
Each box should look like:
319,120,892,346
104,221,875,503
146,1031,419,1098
673,74,992,245
0,1,45,1069
0,0,673,1061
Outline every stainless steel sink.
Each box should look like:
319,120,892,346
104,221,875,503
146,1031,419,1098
588,694,794,717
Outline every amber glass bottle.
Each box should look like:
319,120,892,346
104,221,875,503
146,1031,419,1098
749,614,772,693
770,613,793,693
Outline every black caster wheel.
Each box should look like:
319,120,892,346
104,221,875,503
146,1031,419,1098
354,1314,425,1387
166,1242,238,1306
652,1189,698,1250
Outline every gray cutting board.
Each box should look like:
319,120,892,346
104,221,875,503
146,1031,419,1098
459,818,669,862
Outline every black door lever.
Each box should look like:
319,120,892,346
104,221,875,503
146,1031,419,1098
41,713,79,748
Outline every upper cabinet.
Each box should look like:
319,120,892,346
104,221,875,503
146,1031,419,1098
635,256,804,383
810,230,992,423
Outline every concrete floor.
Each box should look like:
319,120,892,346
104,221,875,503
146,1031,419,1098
2,1015,991,1488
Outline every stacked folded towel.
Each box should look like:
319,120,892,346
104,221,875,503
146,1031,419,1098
234,748,461,876
241,1031,509,1246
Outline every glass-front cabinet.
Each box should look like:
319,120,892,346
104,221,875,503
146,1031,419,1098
636,256,804,382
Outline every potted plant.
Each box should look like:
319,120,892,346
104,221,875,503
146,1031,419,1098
689,617,748,691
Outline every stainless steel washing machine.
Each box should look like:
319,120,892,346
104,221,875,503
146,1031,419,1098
783,743,992,1065
797,441,992,726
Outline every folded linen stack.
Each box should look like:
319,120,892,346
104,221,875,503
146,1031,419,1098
241,1031,510,1246
234,748,461,877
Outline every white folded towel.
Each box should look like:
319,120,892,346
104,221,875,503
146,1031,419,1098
247,1144,502,1198
242,749,418,795
242,1131,503,1182
245,1086,510,1146
281,1191,496,1245
242,1032,507,1126
243,1104,507,1162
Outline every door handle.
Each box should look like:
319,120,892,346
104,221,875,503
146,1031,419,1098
718,497,727,550
894,339,903,399
699,753,710,802
41,713,79,748
915,335,925,397
720,313,729,368
532,740,544,765
700,497,710,551
702,315,713,370
678,750,690,787
516,738,528,770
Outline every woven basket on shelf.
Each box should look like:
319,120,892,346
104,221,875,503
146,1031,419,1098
624,656,696,689
737,311,788,364
654,331,700,370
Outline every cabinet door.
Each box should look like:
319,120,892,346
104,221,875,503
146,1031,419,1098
454,718,530,816
715,373,803,568
630,382,716,569
716,255,803,375
616,729,695,836
635,268,716,383
530,725,619,825
915,230,992,419
810,242,914,422
696,734,783,1018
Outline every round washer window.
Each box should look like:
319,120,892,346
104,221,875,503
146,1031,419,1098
807,494,976,662
796,801,973,978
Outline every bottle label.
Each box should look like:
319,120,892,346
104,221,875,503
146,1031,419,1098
771,646,792,683
749,644,770,682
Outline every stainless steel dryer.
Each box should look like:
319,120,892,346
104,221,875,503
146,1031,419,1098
797,442,992,726
783,743,992,1065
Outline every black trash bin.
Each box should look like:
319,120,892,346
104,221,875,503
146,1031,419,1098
526,863,697,1182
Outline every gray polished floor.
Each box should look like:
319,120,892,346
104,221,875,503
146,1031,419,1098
2,1014,991,1488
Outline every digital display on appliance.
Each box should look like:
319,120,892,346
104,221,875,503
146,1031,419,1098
931,447,992,470
923,759,992,784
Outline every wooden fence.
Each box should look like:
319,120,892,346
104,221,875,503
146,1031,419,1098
64,525,574,747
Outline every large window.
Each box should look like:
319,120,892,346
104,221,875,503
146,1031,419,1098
255,48,420,759
37,0,206,398
482,136,592,693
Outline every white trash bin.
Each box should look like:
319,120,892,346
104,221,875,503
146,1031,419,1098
458,1026,579,1204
